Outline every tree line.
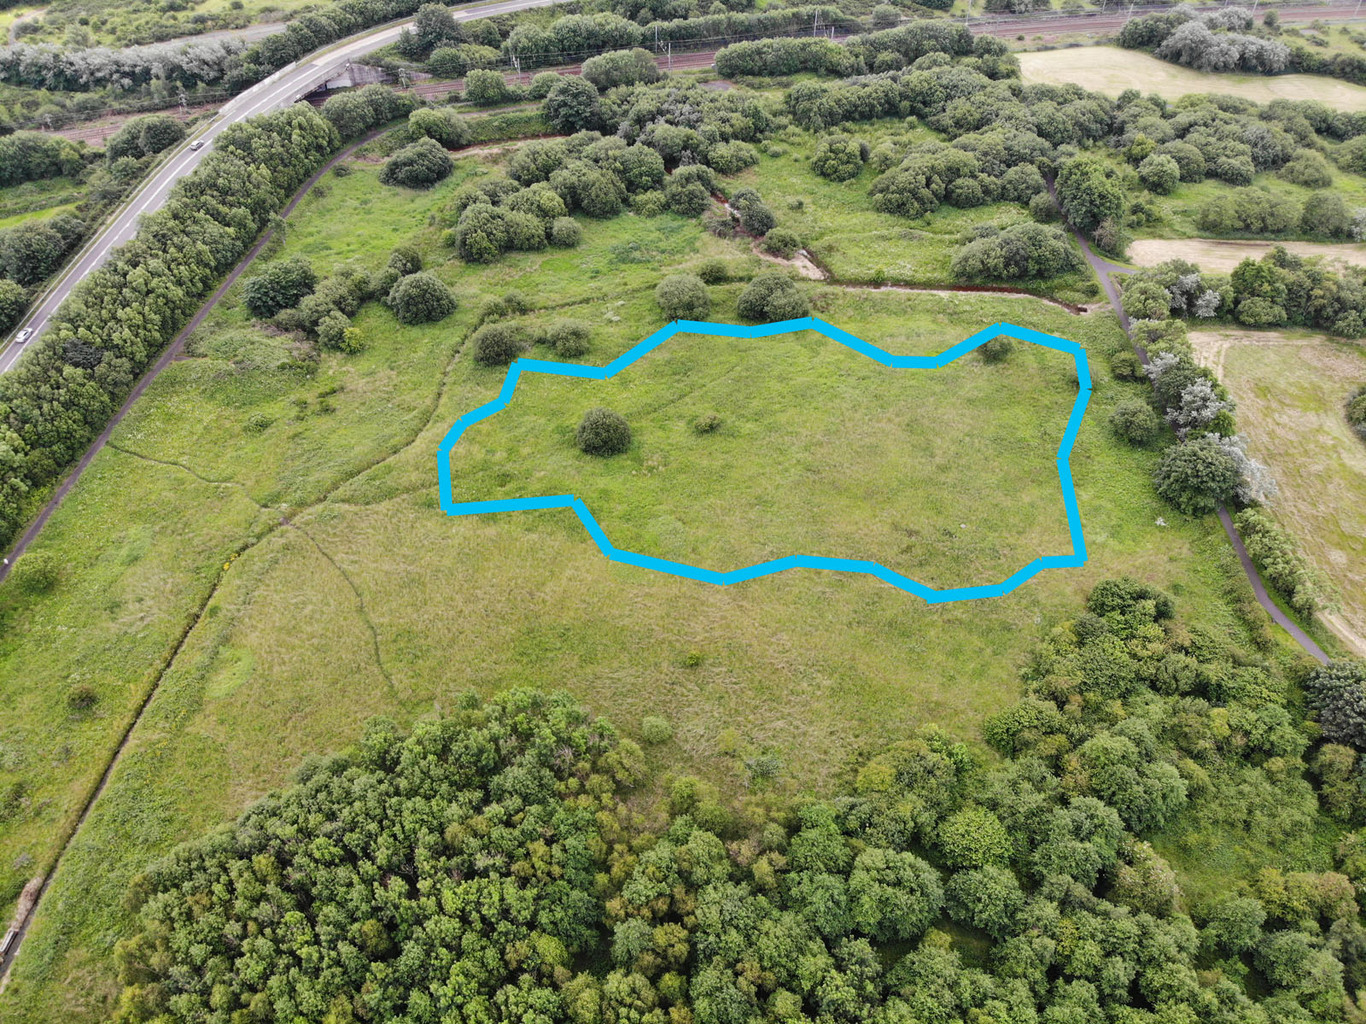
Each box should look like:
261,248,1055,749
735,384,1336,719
0,104,343,549
109,584,1366,1023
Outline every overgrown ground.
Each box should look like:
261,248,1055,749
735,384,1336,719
0,141,1301,1021
1190,327,1366,656
1018,46,1366,111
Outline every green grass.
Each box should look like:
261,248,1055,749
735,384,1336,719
0,178,86,226
0,142,1303,1023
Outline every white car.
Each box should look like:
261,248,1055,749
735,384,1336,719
189,139,206,151
14,328,32,345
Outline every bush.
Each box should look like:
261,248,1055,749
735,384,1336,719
655,274,711,321
1348,386,1366,440
386,271,457,325
581,48,660,90
317,311,362,353
10,549,60,593
1110,398,1163,445
242,256,316,319
577,407,631,456
471,322,528,366
1234,507,1324,616
762,228,802,259
697,259,728,284
548,320,591,358
388,246,423,277
1278,151,1332,188
811,135,867,182
544,77,600,134
640,715,673,744
528,72,560,100
952,223,1081,282
980,335,1014,362
693,412,722,434
465,68,511,106
665,181,712,218
1028,191,1059,222
731,187,776,236
708,141,760,176
738,271,809,323
1153,435,1241,515
550,217,582,247
380,137,454,189
408,107,469,149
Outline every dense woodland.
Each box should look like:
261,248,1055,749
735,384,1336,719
112,584,1366,1023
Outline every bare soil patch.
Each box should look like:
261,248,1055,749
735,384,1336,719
1131,238,1366,275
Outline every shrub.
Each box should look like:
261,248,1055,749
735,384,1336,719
812,135,867,182
655,274,711,321
980,335,1014,362
1348,386,1366,440
408,107,469,149
693,412,722,434
548,320,591,358
665,181,712,218
697,259,728,284
952,223,1081,282
10,550,60,593
640,715,673,744
738,271,809,323
1109,349,1144,381
581,48,660,90
242,256,316,318
577,407,631,456
386,271,457,324
1110,398,1162,445
1029,191,1059,222
1278,151,1332,188
1153,435,1241,515
731,187,776,236
387,246,423,277
1234,508,1324,616
471,322,528,366
550,217,582,247
380,138,454,189
762,228,802,259
708,141,760,176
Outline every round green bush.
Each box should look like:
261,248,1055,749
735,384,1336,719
696,259,728,285
692,412,722,434
655,273,711,321
980,335,1014,363
550,217,582,248
379,138,454,189
1153,435,1241,515
762,228,802,259
1109,349,1144,382
471,322,528,366
549,320,591,358
577,407,631,456
10,550,59,593
386,271,457,325
1110,398,1162,445
387,245,423,277
640,715,673,744
737,271,809,323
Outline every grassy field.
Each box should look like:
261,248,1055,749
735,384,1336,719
0,142,1296,1022
1190,327,1366,655
1018,46,1366,111
1129,238,1366,273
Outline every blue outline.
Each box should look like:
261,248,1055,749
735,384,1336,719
437,318,1091,604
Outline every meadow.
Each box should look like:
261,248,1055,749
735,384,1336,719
0,141,1299,1020
1018,46,1366,111
1190,327,1366,656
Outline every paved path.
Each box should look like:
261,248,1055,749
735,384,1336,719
1052,182,1331,664
0,0,567,373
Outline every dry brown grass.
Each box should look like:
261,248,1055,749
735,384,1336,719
1130,239,1366,275
1190,328,1366,654
1019,47,1366,112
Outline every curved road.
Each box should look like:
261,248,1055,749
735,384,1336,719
0,0,564,373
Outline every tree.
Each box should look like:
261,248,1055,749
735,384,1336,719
1056,156,1127,235
544,78,600,134
847,848,944,942
465,68,511,106
0,279,26,332
738,272,809,323
471,322,528,366
655,274,710,321
578,407,631,456
380,138,454,189
812,136,867,182
242,256,316,318
1138,154,1180,195
408,107,469,149
107,113,185,161
945,866,1024,939
386,271,456,325
1110,399,1162,445
937,806,1012,868
1153,434,1241,514
581,48,660,90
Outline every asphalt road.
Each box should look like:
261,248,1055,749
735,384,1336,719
0,0,564,373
